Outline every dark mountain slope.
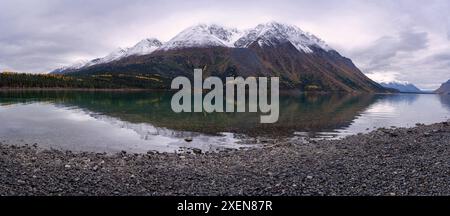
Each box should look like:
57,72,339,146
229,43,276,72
61,22,389,92
435,80,450,94
70,44,387,92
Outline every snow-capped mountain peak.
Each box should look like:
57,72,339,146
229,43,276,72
125,38,163,56
52,59,90,74
158,24,243,50
52,38,163,73
52,22,334,74
235,21,332,53
99,47,127,63
157,22,332,53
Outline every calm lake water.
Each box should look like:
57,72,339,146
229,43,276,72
0,91,449,153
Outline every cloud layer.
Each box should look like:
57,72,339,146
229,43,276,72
0,0,449,89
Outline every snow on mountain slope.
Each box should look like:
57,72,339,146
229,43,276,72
158,24,243,50
52,38,162,73
235,22,332,53
125,38,163,57
158,22,332,53
53,22,334,73
93,47,127,65
52,59,90,74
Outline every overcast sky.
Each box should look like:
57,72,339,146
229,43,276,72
1,0,449,90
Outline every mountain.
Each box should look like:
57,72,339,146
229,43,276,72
52,38,162,74
380,81,422,93
158,24,243,50
52,22,388,92
51,59,90,74
435,80,450,94
125,38,163,56
235,22,331,53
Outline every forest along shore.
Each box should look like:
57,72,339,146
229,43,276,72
0,121,449,196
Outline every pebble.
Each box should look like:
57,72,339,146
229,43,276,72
0,121,449,196
192,148,202,155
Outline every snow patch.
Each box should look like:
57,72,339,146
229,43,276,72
159,22,333,53
158,24,243,50
53,38,163,73
235,21,332,53
53,22,334,73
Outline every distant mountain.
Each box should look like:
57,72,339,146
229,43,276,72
380,81,422,93
435,79,450,94
52,22,389,92
52,38,162,74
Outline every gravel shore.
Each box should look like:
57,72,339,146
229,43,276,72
1,121,449,196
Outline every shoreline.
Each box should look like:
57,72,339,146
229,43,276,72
0,87,170,92
0,121,449,196
0,87,436,95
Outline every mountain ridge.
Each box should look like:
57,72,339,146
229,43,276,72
158,24,243,50
380,81,422,93
52,38,163,74
435,79,450,94
53,22,336,73
52,22,389,92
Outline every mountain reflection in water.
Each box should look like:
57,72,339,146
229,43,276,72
0,91,449,152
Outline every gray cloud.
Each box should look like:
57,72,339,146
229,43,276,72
0,0,449,89
430,53,450,62
352,31,429,72
350,30,450,90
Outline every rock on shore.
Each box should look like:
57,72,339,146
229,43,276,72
0,121,449,196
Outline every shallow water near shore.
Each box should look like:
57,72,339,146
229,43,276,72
0,91,449,153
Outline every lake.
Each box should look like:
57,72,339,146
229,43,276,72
0,91,449,153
